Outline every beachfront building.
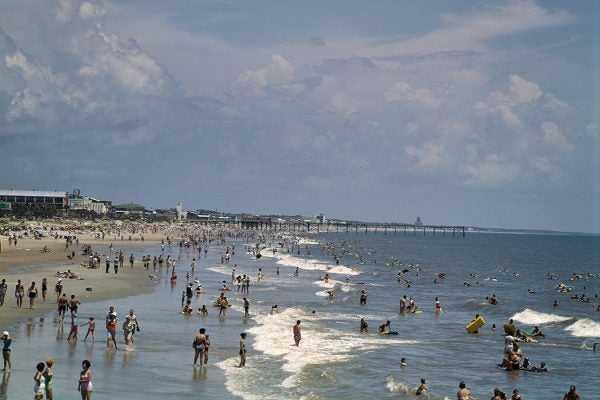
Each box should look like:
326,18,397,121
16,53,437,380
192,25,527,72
0,189,68,207
0,189,68,218
68,191,110,215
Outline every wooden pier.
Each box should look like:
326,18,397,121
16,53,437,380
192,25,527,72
192,218,466,237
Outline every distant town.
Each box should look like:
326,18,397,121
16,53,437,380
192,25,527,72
1,189,589,236
0,188,353,226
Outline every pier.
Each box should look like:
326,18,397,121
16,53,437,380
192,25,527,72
192,218,466,237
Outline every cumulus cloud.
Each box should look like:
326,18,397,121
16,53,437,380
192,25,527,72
384,82,442,107
327,93,357,115
234,54,294,96
541,121,575,154
79,1,105,19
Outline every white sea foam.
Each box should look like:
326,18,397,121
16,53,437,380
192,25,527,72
206,266,232,276
248,307,412,389
272,253,361,276
511,309,571,325
564,318,600,338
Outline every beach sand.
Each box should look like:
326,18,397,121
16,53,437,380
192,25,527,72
0,224,165,328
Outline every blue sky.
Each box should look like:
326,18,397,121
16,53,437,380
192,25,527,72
0,0,598,233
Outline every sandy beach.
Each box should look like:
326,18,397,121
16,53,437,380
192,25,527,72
0,220,167,328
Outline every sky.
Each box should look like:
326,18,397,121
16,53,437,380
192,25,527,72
0,1,598,233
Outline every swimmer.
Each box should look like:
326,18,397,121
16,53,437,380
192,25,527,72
360,318,368,333
416,378,428,395
531,326,545,338
270,305,279,314
400,357,407,366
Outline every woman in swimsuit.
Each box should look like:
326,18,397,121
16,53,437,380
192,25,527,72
44,357,54,400
78,359,92,400
1,332,11,371
15,279,24,308
33,362,46,400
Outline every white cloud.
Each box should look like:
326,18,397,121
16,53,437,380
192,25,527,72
404,143,445,167
541,121,575,154
335,0,572,59
385,82,442,107
327,93,357,116
79,2,106,20
506,74,542,105
462,153,520,188
530,155,568,185
234,55,294,96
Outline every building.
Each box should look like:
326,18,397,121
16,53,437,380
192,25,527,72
68,190,109,214
0,189,68,208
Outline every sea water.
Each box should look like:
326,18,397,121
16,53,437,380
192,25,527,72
2,232,599,399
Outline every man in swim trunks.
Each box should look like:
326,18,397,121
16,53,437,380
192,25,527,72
293,320,302,346
193,328,207,366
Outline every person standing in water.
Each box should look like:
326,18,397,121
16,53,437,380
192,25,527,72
1,332,10,372
193,328,207,366
44,357,54,400
293,320,302,346
78,359,92,400
33,362,46,400
238,333,247,367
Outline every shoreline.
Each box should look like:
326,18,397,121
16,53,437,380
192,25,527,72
1,224,170,328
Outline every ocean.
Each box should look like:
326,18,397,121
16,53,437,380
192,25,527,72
3,231,599,399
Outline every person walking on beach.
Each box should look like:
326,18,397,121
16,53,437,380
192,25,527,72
105,256,110,273
67,312,79,342
15,279,24,308
58,294,68,322
0,279,7,307
193,328,207,366
69,295,81,314
41,278,48,302
238,333,247,367
1,332,11,371
44,357,54,400
128,309,141,342
113,255,119,274
293,320,302,346
78,359,92,400
81,317,96,341
55,279,63,303
106,314,118,349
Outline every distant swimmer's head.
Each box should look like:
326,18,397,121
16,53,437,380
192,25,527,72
240,332,247,338
400,357,407,366
459,381,466,389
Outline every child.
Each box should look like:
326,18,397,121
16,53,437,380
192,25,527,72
199,305,208,316
204,334,210,364
81,317,96,341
